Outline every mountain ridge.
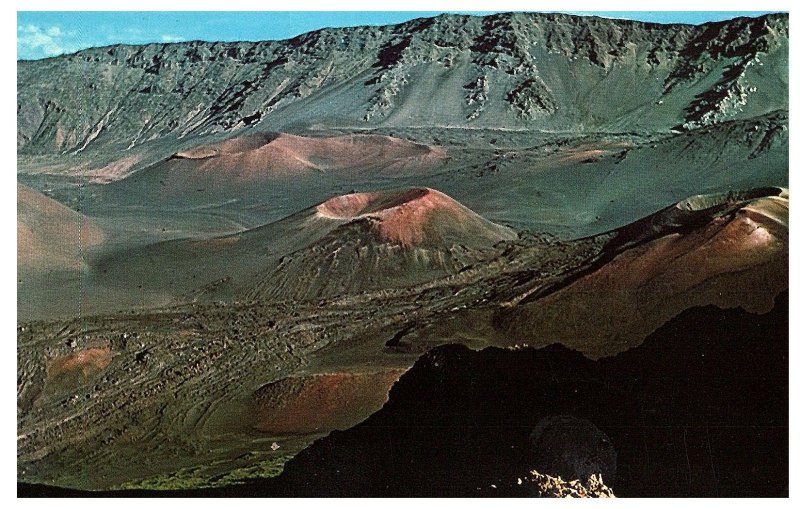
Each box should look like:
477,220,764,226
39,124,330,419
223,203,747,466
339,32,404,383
18,12,788,156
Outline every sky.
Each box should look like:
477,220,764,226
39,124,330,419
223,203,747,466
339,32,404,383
17,10,784,61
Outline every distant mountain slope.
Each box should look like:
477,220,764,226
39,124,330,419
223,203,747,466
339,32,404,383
17,12,788,156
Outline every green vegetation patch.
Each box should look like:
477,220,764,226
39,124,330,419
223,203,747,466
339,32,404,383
115,453,290,491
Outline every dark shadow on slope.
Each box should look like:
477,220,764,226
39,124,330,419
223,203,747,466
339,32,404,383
252,290,789,497
19,291,788,497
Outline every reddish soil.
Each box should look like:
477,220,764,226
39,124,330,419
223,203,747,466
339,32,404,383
46,347,113,389
167,132,446,181
252,369,408,435
497,193,789,358
315,187,516,247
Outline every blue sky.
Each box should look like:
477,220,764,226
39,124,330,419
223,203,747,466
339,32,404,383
17,11,781,60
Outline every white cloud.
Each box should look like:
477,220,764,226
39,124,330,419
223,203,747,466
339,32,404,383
160,35,186,43
17,24,72,59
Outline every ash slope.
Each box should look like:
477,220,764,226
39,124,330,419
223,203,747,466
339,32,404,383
17,184,109,320
490,188,789,358
17,183,104,272
18,12,788,159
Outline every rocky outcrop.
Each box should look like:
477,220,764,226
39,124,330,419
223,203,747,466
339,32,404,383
666,15,788,130
527,470,615,498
